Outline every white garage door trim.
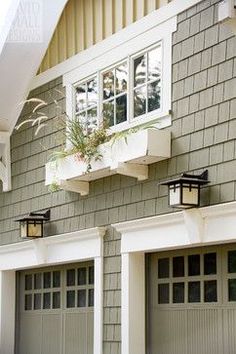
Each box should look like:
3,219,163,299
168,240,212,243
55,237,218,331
112,201,236,354
0,227,105,354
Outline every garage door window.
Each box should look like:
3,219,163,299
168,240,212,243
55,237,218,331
24,265,94,311
157,251,218,304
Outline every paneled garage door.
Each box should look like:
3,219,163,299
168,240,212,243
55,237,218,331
147,245,236,354
16,262,94,354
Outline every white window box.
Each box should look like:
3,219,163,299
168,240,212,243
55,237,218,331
45,128,171,195
218,0,236,33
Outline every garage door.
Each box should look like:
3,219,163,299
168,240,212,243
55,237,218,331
147,245,236,354
16,262,94,354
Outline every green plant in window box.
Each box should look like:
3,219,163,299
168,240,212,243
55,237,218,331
16,96,157,192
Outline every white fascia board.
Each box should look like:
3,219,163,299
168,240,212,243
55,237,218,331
113,201,236,254
0,227,106,271
30,0,203,90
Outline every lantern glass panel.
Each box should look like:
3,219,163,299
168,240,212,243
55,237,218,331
28,222,42,237
182,183,199,206
20,221,27,238
169,184,181,206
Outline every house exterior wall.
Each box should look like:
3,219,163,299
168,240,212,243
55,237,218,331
0,0,236,353
39,0,171,73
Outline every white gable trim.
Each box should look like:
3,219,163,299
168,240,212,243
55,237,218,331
30,0,203,90
0,227,105,354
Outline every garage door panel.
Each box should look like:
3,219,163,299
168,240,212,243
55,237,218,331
87,311,94,353
41,314,62,354
17,263,94,354
151,309,187,354
64,312,89,354
147,246,236,354
223,308,236,354
19,315,42,354
186,308,223,354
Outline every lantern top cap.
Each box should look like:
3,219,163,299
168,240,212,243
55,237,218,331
160,170,209,186
15,209,50,222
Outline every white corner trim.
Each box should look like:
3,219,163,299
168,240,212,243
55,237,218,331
0,131,11,192
0,227,105,354
30,0,203,90
113,201,236,254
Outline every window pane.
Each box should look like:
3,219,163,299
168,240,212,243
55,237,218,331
78,289,86,307
43,272,51,288
25,294,32,310
188,254,200,276
89,289,94,307
148,46,161,81
158,284,169,304
134,54,146,87
147,81,160,112
158,258,169,279
103,70,114,99
67,291,75,308
78,268,86,285
204,280,217,302
134,86,146,118
204,253,217,275
116,94,127,124
43,293,51,309
34,273,42,289
173,283,184,303
53,292,61,309
116,62,127,94
25,274,32,290
228,251,236,273
87,107,98,132
188,281,200,302
89,266,94,285
103,100,114,126
173,256,184,277
228,279,236,301
53,271,60,288
34,293,41,310
87,78,98,108
75,84,86,112
67,269,75,286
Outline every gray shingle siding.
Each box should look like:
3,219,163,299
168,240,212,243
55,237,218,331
0,0,235,352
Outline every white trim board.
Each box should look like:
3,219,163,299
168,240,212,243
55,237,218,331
0,227,105,354
30,0,203,90
112,201,236,354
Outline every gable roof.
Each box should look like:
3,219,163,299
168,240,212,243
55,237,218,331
0,0,68,133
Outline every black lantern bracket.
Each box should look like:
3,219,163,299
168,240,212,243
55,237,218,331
29,209,51,221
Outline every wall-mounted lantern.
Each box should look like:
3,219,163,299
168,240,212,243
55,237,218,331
160,170,209,209
15,210,50,239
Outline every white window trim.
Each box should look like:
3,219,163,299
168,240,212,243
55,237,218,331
65,16,176,133
112,201,236,354
0,227,105,354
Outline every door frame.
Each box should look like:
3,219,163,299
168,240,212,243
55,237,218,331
0,227,105,354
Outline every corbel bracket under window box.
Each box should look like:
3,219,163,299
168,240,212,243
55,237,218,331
218,0,236,34
45,128,171,196
0,132,11,192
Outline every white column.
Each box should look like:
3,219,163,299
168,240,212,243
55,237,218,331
94,256,103,354
122,252,145,354
0,271,15,354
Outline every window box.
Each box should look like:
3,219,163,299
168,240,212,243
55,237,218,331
45,128,171,195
